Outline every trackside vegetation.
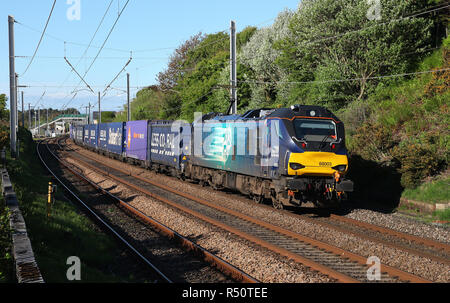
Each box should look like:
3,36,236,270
0,196,13,282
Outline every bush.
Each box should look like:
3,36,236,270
0,200,13,282
392,141,445,189
0,124,8,151
349,121,396,164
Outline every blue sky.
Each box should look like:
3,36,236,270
1,0,300,113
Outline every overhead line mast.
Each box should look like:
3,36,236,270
8,15,17,157
230,20,237,115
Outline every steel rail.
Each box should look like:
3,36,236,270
63,143,429,283
64,139,433,283
63,151,360,283
217,186,450,266
36,139,173,283
52,138,258,283
65,137,450,259
294,213,450,266
329,214,450,254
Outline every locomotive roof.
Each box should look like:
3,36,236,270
201,105,341,123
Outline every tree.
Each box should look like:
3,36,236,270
175,28,257,120
240,10,294,108
0,94,8,150
157,32,204,92
0,94,7,121
276,0,435,110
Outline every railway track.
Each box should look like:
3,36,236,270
201,176,450,267
296,212,450,266
59,137,435,283
39,138,253,283
37,138,173,283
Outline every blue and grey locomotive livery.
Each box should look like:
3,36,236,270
71,105,353,208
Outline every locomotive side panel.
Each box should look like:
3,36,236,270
189,119,281,179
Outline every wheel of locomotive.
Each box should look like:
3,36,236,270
253,194,264,204
209,180,221,190
271,193,284,210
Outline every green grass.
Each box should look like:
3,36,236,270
397,205,450,226
0,196,14,283
3,128,143,282
434,208,450,221
402,175,450,204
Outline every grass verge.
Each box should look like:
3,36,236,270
402,175,449,205
0,194,14,283
4,128,145,282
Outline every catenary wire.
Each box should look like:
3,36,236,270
21,0,57,76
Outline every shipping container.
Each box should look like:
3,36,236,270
89,124,98,148
125,120,148,161
98,123,108,151
105,122,125,156
149,120,192,169
83,125,90,145
69,125,73,140
75,126,84,143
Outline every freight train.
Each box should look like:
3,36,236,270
70,105,353,208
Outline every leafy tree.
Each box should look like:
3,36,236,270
115,86,165,121
100,111,116,123
175,28,257,120
276,0,435,110
0,94,8,121
0,94,8,150
157,32,204,92
240,10,294,108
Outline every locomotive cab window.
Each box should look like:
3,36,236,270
294,119,336,142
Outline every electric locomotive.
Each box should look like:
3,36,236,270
272,104,353,208
184,104,353,209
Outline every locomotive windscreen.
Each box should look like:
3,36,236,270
293,119,336,142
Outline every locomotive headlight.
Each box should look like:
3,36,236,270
332,165,347,172
290,163,305,170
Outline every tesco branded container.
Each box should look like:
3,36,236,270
149,120,191,169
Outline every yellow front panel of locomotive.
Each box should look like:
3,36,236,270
288,152,349,176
